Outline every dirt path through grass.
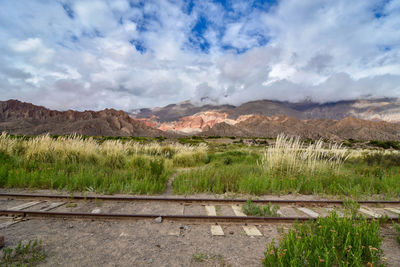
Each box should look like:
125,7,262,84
164,166,207,195
163,172,178,195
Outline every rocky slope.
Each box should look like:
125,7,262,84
134,110,400,141
200,115,400,141
1,99,400,140
0,100,166,136
132,98,400,123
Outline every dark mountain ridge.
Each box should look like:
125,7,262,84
1,99,400,141
132,98,400,123
0,99,166,137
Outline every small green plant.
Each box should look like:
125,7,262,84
192,253,207,262
394,221,400,245
215,205,221,216
191,253,229,266
65,202,77,208
242,200,280,217
1,239,46,266
223,157,232,165
343,199,361,218
262,213,383,267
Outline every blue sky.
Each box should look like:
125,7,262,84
0,0,399,110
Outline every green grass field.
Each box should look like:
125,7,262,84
0,133,398,265
1,133,400,197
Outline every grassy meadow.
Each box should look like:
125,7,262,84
0,133,398,264
0,133,400,197
173,135,400,198
0,133,206,194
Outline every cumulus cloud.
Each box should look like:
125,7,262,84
0,0,399,111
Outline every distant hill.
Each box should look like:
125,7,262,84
201,115,400,141
1,98,400,140
131,98,400,123
0,100,167,137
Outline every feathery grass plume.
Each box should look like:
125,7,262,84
125,141,207,158
0,133,208,164
261,134,350,175
21,134,100,163
0,132,17,154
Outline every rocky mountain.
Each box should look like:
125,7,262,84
201,115,400,141
132,98,400,123
1,99,400,141
0,100,166,137
129,98,400,140
131,100,235,122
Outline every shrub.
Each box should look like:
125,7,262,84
363,152,400,168
394,222,400,245
263,213,383,266
242,200,280,217
368,140,400,150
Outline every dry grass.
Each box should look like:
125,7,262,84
0,132,207,163
261,134,350,175
0,133,208,194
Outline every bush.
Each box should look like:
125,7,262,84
263,213,384,266
242,200,280,217
363,152,400,168
368,140,400,150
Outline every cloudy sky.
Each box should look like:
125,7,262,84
0,0,399,111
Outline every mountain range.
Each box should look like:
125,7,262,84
1,98,400,141
0,100,164,137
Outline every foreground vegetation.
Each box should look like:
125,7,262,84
173,135,400,198
0,133,206,194
242,199,280,217
1,133,400,197
263,213,385,266
1,239,46,266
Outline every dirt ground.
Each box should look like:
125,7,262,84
1,188,400,266
2,219,278,267
2,218,400,266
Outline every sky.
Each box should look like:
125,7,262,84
0,0,399,111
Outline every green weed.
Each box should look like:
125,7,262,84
242,200,280,217
191,252,230,266
263,213,384,267
192,253,207,262
394,221,400,245
1,239,46,267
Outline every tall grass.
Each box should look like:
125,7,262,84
263,212,384,266
261,134,350,176
0,133,208,194
172,141,400,197
0,132,207,163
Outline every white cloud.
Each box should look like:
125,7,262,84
11,38,54,64
0,0,399,111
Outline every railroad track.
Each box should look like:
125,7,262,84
1,192,400,236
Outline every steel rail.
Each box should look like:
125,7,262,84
1,193,400,205
0,209,398,224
